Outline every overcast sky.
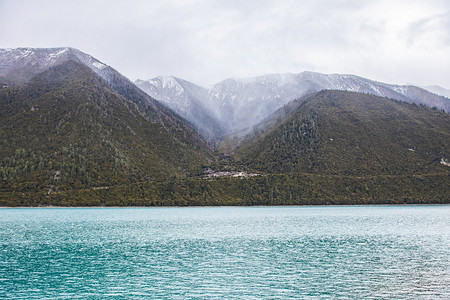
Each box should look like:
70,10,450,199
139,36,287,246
1,0,449,87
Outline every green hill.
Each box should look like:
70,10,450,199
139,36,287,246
0,60,211,205
236,90,450,176
1,64,449,205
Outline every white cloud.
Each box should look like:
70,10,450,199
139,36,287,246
0,0,449,87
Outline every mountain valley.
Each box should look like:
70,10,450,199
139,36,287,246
136,72,450,138
1,48,449,206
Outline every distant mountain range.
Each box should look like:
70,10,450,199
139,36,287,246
0,48,212,205
136,72,450,138
423,85,450,98
0,47,448,206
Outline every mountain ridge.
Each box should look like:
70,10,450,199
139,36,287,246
136,71,449,137
235,90,449,176
0,47,212,149
1,47,449,205
0,47,110,84
1,49,213,205
423,85,450,98
135,76,224,140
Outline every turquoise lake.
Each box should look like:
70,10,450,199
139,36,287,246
1,206,449,299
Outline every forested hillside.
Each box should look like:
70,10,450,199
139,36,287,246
236,90,450,176
1,48,448,206
0,60,211,204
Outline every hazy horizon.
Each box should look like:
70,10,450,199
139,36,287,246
1,0,449,88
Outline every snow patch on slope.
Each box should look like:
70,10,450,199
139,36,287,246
0,47,114,83
48,48,70,59
92,61,106,70
136,71,450,136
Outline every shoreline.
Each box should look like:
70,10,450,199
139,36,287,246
1,203,449,209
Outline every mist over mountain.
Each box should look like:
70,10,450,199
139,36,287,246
0,48,212,145
0,48,212,205
136,72,449,137
423,85,450,99
1,47,448,206
135,76,224,140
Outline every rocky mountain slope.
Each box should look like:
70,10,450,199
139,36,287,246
136,72,449,137
0,47,211,147
0,47,111,84
135,76,224,140
423,85,450,98
1,47,448,206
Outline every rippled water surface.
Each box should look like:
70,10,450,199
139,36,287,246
1,206,449,299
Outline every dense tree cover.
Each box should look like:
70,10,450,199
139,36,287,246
236,90,450,176
0,61,210,203
1,173,448,206
1,72,449,206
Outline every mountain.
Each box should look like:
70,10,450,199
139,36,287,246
1,47,448,206
136,90,448,206
0,49,212,205
423,85,450,99
0,47,211,146
136,76,224,140
236,90,450,176
0,47,111,84
136,72,450,136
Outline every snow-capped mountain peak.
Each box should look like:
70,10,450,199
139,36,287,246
0,47,112,83
136,71,450,136
136,76,224,138
2,47,447,139
150,76,186,95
